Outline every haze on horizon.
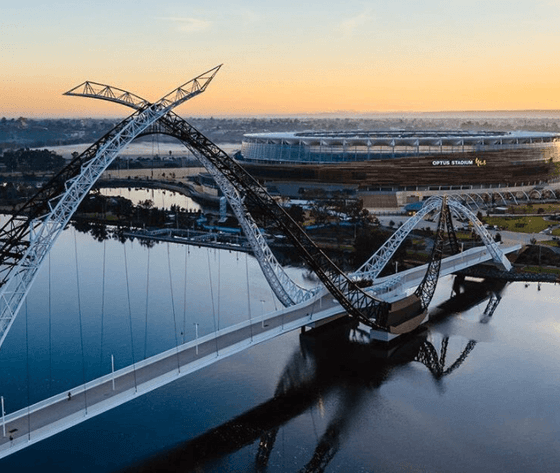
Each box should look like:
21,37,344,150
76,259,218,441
3,0,560,119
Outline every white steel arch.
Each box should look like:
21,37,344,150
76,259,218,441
351,195,511,281
0,67,221,350
447,197,511,270
351,196,443,280
193,150,314,305
65,83,314,306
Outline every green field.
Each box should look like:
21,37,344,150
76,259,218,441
484,215,552,234
505,203,560,214
520,265,560,275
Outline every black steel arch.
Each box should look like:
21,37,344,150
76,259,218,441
136,112,393,329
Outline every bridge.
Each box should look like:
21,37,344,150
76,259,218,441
0,242,511,459
0,68,524,460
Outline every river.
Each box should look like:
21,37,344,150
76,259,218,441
0,211,559,472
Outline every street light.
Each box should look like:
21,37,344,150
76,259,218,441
194,322,199,355
1,396,5,438
260,300,267,328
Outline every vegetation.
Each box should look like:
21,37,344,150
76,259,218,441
520,266,560,275
0,148,65,173
483,215,551,234
504,203,560,214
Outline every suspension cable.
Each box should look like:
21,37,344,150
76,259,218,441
182,245,188,344
74,231,88,414
245,253,253,341
48,252,52,393
144,246,150,360
123,243,138,392
166,242,181,373
99,240,106,376
217,250,221,331
206,249,219,355
25,301,31,441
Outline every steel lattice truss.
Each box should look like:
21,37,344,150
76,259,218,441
352,194,511,282
67,86,314,306
65,82,393,327
352,196,443,280
414,337,477,379
143,115,314,307
414,196,450,310
0,66,221,349
0,70,515,350
447,197,512,271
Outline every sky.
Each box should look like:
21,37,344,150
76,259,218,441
2,0,560,118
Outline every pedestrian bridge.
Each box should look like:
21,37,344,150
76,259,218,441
0,69,524,460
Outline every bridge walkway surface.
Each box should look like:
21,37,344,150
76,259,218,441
0,291,341,459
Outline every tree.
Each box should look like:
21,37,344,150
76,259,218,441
286,204,305,225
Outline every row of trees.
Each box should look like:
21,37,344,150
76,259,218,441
0,148,65,173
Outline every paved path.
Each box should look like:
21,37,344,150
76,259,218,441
0,291,341,459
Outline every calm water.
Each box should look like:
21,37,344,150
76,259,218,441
0,224,559,472
98,188,202,212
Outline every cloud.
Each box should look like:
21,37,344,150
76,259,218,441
338,7,374,36
159,17,212,33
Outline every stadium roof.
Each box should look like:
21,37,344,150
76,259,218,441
243,130,559,148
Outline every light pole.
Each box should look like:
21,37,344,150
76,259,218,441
194,322,199,355
1,396,5,438
260,300,267,328
111,355,115,391
394,261,398,274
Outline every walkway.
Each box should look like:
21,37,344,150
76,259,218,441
0,291,341,459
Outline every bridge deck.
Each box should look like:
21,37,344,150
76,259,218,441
368,243,520,302
0,243,519,459
0,292,341,459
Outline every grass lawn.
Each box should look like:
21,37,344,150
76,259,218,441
484,216,551,234
506,203,560,214
539,240,560,247
519,265,560,275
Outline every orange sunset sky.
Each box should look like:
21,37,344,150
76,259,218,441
2,0,560,118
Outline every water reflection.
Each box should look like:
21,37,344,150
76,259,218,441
124,277,493,473
99,187,202,212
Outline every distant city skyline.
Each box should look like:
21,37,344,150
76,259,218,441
3,0,560,118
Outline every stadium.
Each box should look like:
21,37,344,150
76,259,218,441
237,130,560,208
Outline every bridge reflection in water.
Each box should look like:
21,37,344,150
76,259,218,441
124,280,494,473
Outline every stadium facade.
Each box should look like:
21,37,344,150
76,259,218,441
238,130,560,207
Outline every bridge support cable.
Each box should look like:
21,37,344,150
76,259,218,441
68,86,390,328
0,66,222,351
148,115,391,328
123,244,139,391
67,84,313,307
74,230,89,414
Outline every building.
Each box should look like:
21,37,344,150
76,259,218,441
238,130,560,208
